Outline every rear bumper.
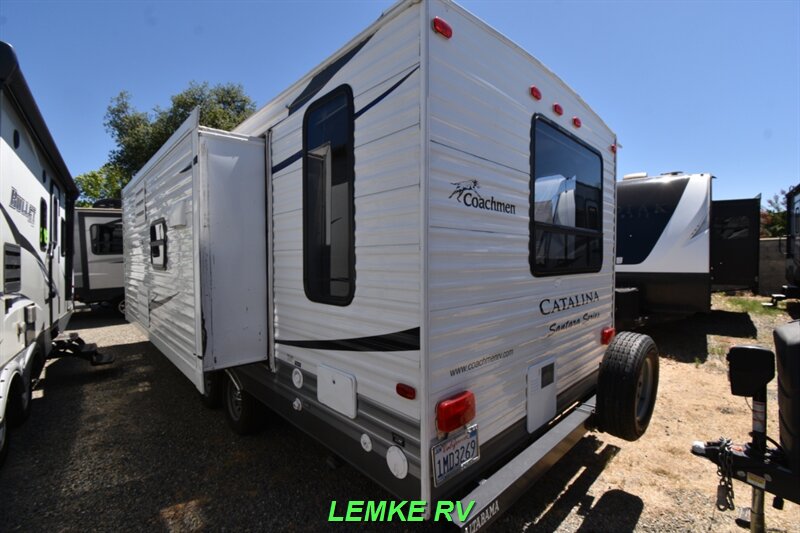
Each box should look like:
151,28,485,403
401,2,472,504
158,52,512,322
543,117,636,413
451,397,596,532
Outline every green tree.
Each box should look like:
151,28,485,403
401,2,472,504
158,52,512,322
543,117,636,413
74,164,126,206
760,189,789,237
76,81,256,204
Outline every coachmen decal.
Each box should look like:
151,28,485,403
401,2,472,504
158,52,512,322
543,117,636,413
539,291,600,316
9,187,36,225
449,180,516,215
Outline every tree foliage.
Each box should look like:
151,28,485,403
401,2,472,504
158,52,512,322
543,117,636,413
760,188,789,237
74,164,126,207
76,81,256,204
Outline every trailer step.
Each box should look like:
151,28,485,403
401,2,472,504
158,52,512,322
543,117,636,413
765,294,787,308
50,337,114,366
54,332,84,344
90,350,115,366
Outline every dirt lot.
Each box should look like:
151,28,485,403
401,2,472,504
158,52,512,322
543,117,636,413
1,296,799,532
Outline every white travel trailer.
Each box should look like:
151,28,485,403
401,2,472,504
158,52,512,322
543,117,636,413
0,41,98,465
123,1,659,527
615,172,760,326
73,203,125,314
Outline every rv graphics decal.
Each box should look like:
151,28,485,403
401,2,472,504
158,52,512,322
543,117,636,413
9,188,37,225
277,327,419,352
0,203,58,298
449,180,516,215
546,310,600,337
539,291,600,316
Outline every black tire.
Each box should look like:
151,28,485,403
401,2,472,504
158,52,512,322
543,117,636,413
7,375,31,428
223,372,264,435
596,331,659,441
200,371,222,409
113,297,126,316
0,416,8,468
30,347,45,387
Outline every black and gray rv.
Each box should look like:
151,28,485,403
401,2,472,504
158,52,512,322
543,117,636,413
615,171,760,327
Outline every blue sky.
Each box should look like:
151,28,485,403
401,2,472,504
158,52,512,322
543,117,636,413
1,0,798,203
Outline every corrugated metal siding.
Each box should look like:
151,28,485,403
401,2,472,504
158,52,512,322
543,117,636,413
426,1,616,443
258,6,423,420
123,132,201,388
122,182,146,325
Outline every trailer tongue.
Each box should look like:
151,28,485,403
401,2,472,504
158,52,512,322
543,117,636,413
692,321,800,531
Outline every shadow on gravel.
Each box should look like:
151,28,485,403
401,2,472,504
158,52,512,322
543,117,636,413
68,309,127,330
494,436,638,531
0,354,91,531
638,309,757,364
1,322,638,533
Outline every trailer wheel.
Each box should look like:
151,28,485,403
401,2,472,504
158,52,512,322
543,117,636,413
114,297,126,316
223,372,264,435
0,416,8,468
596,332,659,441
30,347,45,387
7,375,31,428
200,371,222,409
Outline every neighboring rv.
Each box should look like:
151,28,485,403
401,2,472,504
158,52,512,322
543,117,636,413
123,1,659,527
767,184,800,306
73,201,124,314
615,172,760,326
1,41,78,464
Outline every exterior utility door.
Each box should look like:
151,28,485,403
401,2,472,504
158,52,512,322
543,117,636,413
198,130,269,371
710,198,760,292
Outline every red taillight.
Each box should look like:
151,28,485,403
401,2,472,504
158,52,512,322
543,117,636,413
530,85,542,100
432,17,452,39
553,103,563,116
396,383,416,400
601,327,616,345
610,144,618,153
436,391,476,433
572,117,581,128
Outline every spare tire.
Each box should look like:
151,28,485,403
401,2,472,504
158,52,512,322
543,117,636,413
596,331,659,441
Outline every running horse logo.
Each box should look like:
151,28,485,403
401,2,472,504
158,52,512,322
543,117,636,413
449,179,482,201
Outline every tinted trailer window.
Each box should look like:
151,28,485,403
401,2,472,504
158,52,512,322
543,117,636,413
530,116,603,276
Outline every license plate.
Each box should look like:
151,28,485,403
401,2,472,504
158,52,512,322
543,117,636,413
432,424,480,487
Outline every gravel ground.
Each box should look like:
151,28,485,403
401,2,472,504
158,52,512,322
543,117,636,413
1,300,799,532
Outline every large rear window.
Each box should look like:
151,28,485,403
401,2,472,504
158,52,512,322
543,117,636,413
530,116,603,276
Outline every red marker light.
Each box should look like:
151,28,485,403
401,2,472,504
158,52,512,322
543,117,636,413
601,327,616,345
553,103,563,116
396,383,416,400
611,144,618,154
572,117,581,128
432,17,453,39
530,85,542,100
436,391,476,433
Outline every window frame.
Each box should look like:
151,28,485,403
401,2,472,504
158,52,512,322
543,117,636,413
90,222,123,256
529,114,604,277
149,218,168,271
39,198,48,252
60,217,66,257
302,84,356,307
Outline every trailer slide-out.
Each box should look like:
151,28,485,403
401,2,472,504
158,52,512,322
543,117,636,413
123,0,660,528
